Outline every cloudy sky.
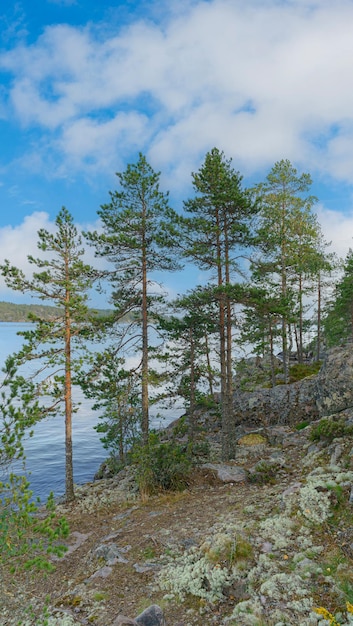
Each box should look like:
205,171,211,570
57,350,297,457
1,0,353,304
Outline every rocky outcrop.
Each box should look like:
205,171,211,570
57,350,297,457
231,346,353,428
315,345,353,416
232,377,319,427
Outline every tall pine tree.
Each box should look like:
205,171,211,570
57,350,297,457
1,208,96,502
86,154,181,445
181,148,258,460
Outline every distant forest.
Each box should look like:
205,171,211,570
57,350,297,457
0,301,112,322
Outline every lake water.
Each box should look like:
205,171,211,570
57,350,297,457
0,323,180,502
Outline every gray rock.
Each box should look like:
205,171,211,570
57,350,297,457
87,565,113,580
316,346,353,416
329,443,343,465
202,463,247,483
232,378,319,427
135,605,166,626
133,562,161,573
94,543,129,565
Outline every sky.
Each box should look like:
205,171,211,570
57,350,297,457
1,0,353,305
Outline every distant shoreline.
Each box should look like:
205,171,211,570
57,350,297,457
0,301,112,323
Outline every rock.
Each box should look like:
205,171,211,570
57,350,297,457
135,605,166,626
94,543,129,565
329,443,343,465
260,541,273,553
133,562,161,573
232,378,319,427
201,463,247,483
87,565,113,580
112,606,166,626
316,346,353,416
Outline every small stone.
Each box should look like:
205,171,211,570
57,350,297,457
87,565,113,580
135,605,166,626
261,541,273,553
94,543,129,564
201,463,247,483
133,562,161,573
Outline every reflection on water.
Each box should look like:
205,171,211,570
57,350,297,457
0,323,182,501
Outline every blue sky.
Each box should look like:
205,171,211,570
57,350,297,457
1,0,353,305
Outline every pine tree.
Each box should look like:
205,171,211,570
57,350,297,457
254,160,319,379
85,154,181,445
156,288,219,442
324,249,353,347
181,148,258,460
1,208,96,501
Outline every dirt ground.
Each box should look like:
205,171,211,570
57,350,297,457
3,425,352,626
0,440,306,626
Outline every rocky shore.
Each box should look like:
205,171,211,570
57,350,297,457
2,346,353,625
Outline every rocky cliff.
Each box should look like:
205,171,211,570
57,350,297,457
231,346,353,427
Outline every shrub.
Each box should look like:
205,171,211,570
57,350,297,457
310,418,353,443
131,432,192,496
295,420,310,430
247,460,279,485
0,476,69,571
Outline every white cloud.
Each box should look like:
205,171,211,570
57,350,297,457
2,0,353,187
0,212,51,297
0,212,108,302
317,204,353,259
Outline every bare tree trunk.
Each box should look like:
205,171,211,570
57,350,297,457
204,331,214,398
64,276,74,502
188,327,196,445
269,319,276,388
141,232,149,446
316,273,321,362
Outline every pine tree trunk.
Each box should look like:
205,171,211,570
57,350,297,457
141,215,149,446
65,283,74,502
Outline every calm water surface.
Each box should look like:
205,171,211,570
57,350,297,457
0,323,178,501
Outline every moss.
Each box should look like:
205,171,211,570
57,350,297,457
238,433,267,446
289,361,321,382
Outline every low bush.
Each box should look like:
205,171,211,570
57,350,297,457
247,460,279,485
131,432,192,496
310,418,353,443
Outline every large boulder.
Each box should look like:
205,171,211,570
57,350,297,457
315,345,353,416
232,377,319,427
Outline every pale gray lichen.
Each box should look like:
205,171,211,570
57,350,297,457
259,514,296,549
226,598,265,625
260,572,310,601
158,547,232,602
298,483,332,523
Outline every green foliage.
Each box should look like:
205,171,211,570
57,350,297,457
324,249,353,347
247,460,279,485
289,360,322,382
310,418,353,443
83,349,142,463
0,477,69,571
0,301,63,322
0,356,44,467
0,207,97,502
181,148,258,461
295,420,310,430
253,159,327,381
131,432,192,495
85,153,182,444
